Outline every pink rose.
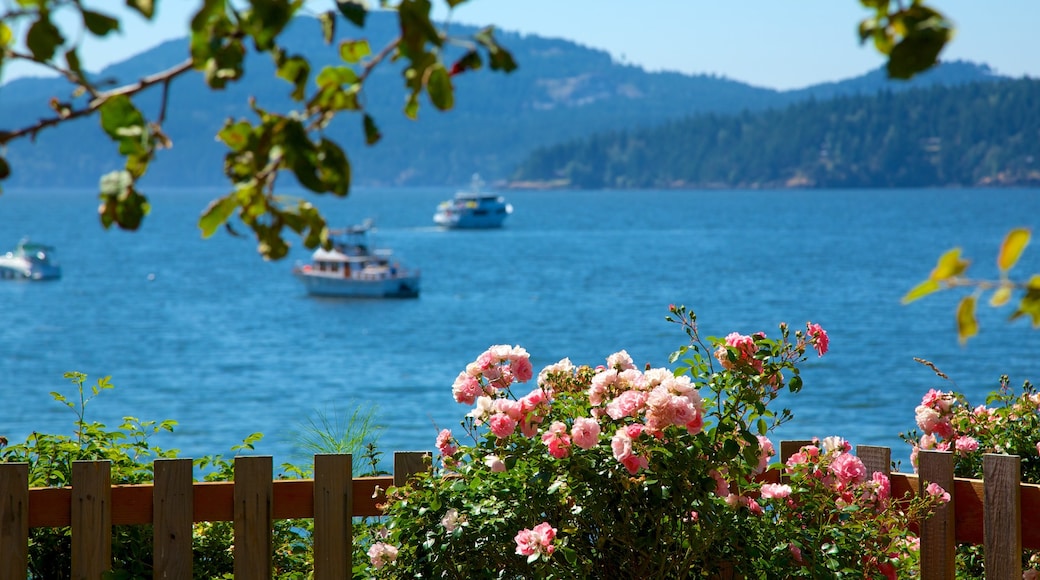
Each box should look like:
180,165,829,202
515,521,557,557
760,483,792,499
488,413,518,439
571,417,601,449
606,389,648,420
954,436,979,455
829,452,866,486
451,372,483,405
484,454,506,472
510,356,534,383
606,350,636,370
368,542,399,569
541,421,572,459
806,322,829,356
435,429,457,457
925,482,951,503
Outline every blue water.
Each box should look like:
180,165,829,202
2,186,1039,470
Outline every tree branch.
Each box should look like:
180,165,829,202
0,58,195,145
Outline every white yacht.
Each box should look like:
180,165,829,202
433,174,513,229
292,220,420,298
0,238,61,281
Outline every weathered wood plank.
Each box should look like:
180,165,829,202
0,462,29,578
856,445,891,476
314,454,353,580
984,454,1021,580
394,452,431,487
234,456,273,580
918,450,955,580
72,460,112,580
154,458,193,580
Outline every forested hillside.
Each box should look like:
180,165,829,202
511,78,1040,189
0,11,1003,189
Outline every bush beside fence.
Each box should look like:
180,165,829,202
1,445,1038,579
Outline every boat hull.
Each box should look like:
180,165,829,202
433,206,512,229
0,261,61,281
294,271,420,298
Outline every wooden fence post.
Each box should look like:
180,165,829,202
856,445,892,477
313,454,353,580
72,460,112,580
984,454,1022,580
393,452,431,487
919,450,955,580
154,458,194,580
234,456,273,580
0,462,29,578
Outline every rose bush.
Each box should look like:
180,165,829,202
902,370,1040,578
358,306,944,579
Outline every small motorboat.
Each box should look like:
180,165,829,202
0,237,61,281
433,174,513,229
292,220,420,298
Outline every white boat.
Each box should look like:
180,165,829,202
0,238,61,281
433,174,513,229
292,220,420,298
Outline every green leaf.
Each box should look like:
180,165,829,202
475,27,518,72
82,10,121,37
426,64,454,110
929,247,969,281
199,195,239,238
217,120,254,153
27,17,64,62
404,92,420,120
997,228,1030,272
318,10,336,44
0,22,13,50
989,284,1013,307
362,114,381,145
956,295,978,345
336,0,368,28
126,0,156,19
316,65,358,88
339,39,371,63
98,171,150,230
317,138,351,196
276,54,310,101
1010,278,1040,327
901,279,940,304
885,10,952,79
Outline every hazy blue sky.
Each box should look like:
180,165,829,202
5,1,1038,90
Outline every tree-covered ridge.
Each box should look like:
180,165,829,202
511,78,1040,189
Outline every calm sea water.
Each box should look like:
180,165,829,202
2,186,1038,470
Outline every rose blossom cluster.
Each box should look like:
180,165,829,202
782,438,899,510
714,332,764,373
910,388,988,467
514,522,557,558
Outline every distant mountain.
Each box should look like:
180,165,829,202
0,11,1009,189
512,77,1040,189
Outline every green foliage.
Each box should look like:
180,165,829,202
858,1,954,80
356,307,938,578
900,368,1040,577
0,371,384,578
512,77,1040,189
903,228,1038,344
0,1,515,260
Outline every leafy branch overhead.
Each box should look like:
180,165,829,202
0,0,516,259
903,228,1039,344
858,0,955,80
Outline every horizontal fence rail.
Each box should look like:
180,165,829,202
2,444,1039,579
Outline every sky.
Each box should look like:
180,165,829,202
3,1,1039,90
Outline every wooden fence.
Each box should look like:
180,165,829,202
1,444,1038,580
